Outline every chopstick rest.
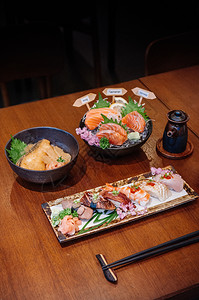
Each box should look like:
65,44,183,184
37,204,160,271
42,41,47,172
96,254,118,283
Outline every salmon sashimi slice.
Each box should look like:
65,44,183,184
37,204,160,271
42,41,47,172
129,186,150,206
96,123,128,146
103,184,133,201
122,111,146,133
96,130,127,146
103,183,150,206
85,108,121,130
98,123,127,137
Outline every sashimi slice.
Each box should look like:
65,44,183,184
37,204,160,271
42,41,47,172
154,173,184,192
122,111,146,133
103,183,150,206
98,123,127,137
85,108,121,130
138,180,172,201
96,130,127,145
96,123,128,146
130,186,150,206
99,189,130,205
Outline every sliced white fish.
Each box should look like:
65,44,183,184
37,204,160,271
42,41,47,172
138,180,172,202
154,173,184,192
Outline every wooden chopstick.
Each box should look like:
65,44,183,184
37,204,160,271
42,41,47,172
101,230,199,271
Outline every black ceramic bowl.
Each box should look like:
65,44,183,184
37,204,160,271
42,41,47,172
5,127,79,184
79,117,153,158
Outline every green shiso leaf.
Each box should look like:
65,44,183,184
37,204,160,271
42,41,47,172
91,93,110,109
6,135,27,164
121,96,149,121
101,114,129,132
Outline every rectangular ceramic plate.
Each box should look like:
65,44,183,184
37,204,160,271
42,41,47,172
42,166,198,244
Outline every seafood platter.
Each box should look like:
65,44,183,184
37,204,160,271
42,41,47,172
42,166,198,244
75,88,153,157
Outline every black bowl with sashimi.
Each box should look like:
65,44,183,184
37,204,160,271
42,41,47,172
5,127,79,184
79,117,153,158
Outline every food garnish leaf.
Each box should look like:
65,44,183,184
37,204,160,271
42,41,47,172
112,189,119,195
78,210,118,234
121,96,149,121
52,215,60,227
59,208,78,219
101,114,129,132
52,208,78,227
99,137,110,149
57,156,65,163
6,135,27,164
91,93,110,109
72,211,79,218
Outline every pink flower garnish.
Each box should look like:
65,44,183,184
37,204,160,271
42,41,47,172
75,128,82,135
116,208,127,220
151,167,173,176
129,210,137,216
119,203,128,212
117,202,147,220
128,203,136,210
76,127,100,146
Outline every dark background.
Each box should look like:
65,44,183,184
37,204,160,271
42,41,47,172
0,0,199,107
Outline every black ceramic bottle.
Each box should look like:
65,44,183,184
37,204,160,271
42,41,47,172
163,110,189,153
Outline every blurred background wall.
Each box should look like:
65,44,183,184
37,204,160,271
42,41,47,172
0,0,199,107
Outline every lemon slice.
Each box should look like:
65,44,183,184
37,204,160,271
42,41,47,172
114,97,128,105
109,102,125,114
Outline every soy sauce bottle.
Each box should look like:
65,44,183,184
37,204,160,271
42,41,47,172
163,110,189,153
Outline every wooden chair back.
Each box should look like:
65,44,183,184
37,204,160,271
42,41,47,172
145,30,199,76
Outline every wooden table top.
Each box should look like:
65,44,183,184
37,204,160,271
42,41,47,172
0,68,199,300
140,65,199,137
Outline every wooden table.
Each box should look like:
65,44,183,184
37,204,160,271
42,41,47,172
140,65,199,137
1,67,199,300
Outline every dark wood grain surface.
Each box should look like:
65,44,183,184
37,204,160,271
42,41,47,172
0,73,199,300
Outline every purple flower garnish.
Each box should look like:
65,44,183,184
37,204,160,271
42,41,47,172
117,202,147,220
76,127,100,147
